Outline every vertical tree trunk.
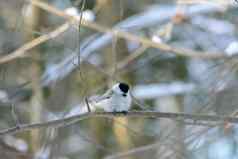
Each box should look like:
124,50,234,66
91,0,133,158
112,39,134,158
24,0,44,153
90,0,116,157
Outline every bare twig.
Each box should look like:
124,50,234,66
26,0,226,59
0,23,70,64
104,143,158,159
85,97,91,112
11,103,20,126
1,111,238,136
178,0,233,5
116,45,148,72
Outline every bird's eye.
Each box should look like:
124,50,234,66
122,93,127,97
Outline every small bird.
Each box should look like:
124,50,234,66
90,82,132,113
65,82,132,117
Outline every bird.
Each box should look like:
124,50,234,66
89,82,132,113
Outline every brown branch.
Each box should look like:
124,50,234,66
0,23,70,64
178,0,230,5
0,0,227,64
116,45,148,71
26,0,226,59
1,111,238,136
104,143,158,159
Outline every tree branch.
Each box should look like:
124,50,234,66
1,111,238,136
0,23,70,64
26,0,226,59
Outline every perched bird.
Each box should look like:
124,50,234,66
89,82,132,113
61,82,132,117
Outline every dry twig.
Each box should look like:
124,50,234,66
0,111,238,136
25,0,225,59
0,23,70,64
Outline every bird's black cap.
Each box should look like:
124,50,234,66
119,83,129,93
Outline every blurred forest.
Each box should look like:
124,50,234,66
0,0,238,159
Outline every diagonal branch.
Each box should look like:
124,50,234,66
0,23,70,64
26,0,226,59
1,111,238,136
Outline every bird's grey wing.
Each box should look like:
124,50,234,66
89,89,113,103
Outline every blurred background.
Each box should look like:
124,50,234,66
0,0,238,158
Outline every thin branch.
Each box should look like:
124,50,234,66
1,111,238,136
104,143,158,159
26,0,226,59
116,45,148,72
178,0,232,5
0,23,70,64
11,103,20,126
